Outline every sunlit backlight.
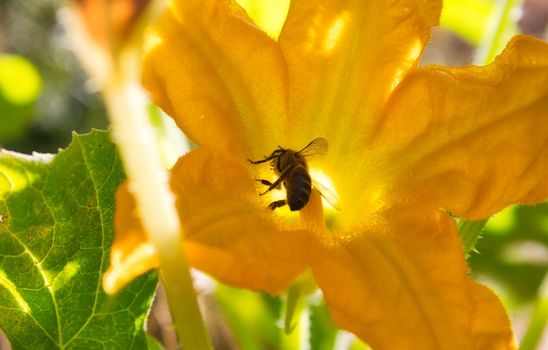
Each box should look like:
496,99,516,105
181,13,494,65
323,12,349,52
309,168,340,212
104,243,157,294
0,269,30,313
390,39,423,90
236,0,289,40
52,261,80,291
143,30,164,54
0,151,52,198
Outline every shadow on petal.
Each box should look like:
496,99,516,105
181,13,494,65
172,149,317,294
312,204,515,350
105,149,317,295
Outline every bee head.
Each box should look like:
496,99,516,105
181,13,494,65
268,148,286,171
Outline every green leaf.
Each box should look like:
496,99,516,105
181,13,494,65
0,130,158,349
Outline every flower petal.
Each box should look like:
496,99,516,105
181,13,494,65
313,205,515,350
103,183,159,294
371,36,548,219
235,0,289,39
172,149,314,294
106,149,315,294
279,0,441,149
142,0,288,159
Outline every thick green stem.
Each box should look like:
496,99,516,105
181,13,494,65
104,52,212,350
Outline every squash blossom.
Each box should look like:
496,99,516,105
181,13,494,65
104,0,548,348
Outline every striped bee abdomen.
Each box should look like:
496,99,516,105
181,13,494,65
284,166,312,211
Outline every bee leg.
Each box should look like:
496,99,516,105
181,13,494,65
256,179,273,186
259,174,287,195
269,200,287,210
248,149,285,164
259,165,294,195
256,179,282,190
247,158,268,164
247,153,279,164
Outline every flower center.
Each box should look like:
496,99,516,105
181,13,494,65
250,160,341,232
308,168,340,212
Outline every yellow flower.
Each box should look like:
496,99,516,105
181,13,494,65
104,0,548,348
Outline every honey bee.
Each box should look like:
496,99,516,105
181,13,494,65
248,137,339,211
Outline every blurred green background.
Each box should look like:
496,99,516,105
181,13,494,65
0,0,109,154
0,0,546,349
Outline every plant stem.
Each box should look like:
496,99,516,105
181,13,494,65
473,0,523,64
284,283,302,334
104,51,212,350
281,289,310,350
519,276,548,350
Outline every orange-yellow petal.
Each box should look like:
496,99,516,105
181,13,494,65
370,35,548,219
142,0,288,159
313,204,515,350
279,0,441,150
103,183,159,294
106,149,315,294
470,283,517,350
171,149,315,294
235,0,289,39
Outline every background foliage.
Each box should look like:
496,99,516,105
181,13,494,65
0,131,158,349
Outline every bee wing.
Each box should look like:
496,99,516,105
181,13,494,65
296,137,328,159
312,179,341,211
